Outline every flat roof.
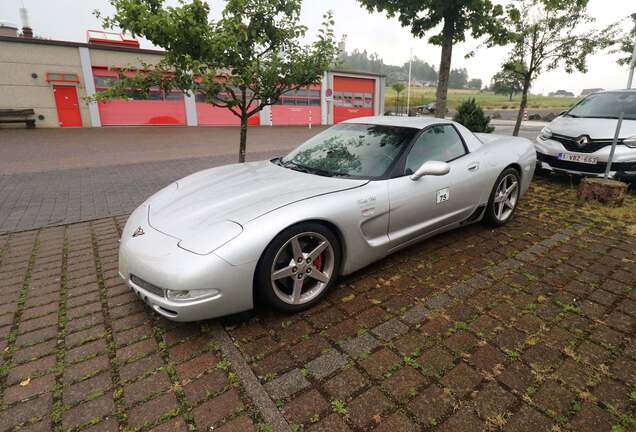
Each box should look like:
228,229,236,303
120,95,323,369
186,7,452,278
0,34,164,55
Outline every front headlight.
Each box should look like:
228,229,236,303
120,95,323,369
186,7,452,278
624,135,636,148
539,127,552,140
166,289,220,302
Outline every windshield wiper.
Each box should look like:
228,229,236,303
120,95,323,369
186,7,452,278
280,160,346,178
281,160,312,174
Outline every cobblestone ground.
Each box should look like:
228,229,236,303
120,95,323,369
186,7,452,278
0,178,635,432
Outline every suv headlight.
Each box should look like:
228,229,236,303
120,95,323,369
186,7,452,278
539,127,552,140
166,289,220,302
624,135,636,148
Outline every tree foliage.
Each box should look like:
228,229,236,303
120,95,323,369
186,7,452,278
490,63,525,100
391,82,405,95
453,98,494,133
357,0,511,117
502,0,618,135
468,78,483,90
340,50,438,85
93,0,338,162
613,22,636,67
448,68,469,89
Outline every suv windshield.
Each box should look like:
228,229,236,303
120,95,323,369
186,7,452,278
567,92,636,120
281,124,418,178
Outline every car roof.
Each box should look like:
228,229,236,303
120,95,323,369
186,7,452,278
343,116,450,130
591,89,636,95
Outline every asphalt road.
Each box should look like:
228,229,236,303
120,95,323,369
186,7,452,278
0,124,542,234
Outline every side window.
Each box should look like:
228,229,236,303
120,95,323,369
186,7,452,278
404,125,466,175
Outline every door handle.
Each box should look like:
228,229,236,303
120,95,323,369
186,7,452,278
467,162,480,172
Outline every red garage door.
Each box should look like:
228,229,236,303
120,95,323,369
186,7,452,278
271,85,321,125
93,68,186,126
333,76,375,123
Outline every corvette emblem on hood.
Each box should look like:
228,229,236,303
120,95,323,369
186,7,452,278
132,227,145,238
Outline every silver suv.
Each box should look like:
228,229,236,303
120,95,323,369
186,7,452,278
535,90,636,180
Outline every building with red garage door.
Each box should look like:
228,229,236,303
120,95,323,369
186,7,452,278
0,24,385,128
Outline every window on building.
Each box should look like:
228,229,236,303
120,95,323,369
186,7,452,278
93,73,183,101
334,91,373,109
273,87,320,106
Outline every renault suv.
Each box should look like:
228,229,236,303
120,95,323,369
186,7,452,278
535,89,636,180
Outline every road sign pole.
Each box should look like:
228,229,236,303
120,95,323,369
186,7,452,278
604,13,636,180
406,48,412,116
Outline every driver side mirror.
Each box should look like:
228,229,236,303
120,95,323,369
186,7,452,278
410,161,450,181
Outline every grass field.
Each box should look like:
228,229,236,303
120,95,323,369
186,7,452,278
385,86,581,111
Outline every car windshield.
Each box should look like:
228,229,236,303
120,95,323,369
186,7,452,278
280,123,418,178
567,92,636,120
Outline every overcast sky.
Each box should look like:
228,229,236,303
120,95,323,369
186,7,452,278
1,0,634,94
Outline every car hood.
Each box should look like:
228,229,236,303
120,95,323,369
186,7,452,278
549,116,636,139
147,160,367,242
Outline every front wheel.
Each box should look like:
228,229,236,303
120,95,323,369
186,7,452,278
256,223,341,313
483,168,521,227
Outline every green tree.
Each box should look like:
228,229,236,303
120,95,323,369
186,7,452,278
94,0,338,162
391,81,405,113
613,16,636,68
503,0,617,136
467,78,483,90
491,63,525,101
453,98,494,133
358,0,510,118
448,68,469,89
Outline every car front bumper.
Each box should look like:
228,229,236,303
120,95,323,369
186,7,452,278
535,137,636,179
118,205,255,322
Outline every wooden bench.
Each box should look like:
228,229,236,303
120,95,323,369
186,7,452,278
0,109,36,128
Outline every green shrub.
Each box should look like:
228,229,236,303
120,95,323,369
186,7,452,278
453,98,494,133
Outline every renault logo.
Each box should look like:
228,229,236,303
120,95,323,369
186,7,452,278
132,227,145,238
575,135,591,148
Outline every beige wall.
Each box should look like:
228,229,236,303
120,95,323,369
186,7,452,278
89,49,163,69
0,41,90,128
0,40,165,128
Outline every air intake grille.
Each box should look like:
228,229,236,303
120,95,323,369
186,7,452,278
130,275,165,298
551,133,622,154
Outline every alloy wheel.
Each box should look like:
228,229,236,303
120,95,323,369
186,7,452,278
493,173,519,222
270,232,335,305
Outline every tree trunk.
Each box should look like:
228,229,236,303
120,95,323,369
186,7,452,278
513,75,531,136
239,113,248,163
238,87,248,163
435,21,454,119
509,92,513,102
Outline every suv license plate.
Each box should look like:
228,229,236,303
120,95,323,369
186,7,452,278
557,153,598,164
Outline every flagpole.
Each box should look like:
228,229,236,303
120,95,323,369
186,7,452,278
406,48,412,116
604,12,636,179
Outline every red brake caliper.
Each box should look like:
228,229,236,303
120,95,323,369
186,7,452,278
313,254,323,271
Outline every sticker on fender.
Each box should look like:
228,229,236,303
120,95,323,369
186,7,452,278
437,188,450,204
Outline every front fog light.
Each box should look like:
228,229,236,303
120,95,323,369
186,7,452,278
166,289,220,302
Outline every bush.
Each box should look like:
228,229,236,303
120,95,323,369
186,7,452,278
453,98,494,133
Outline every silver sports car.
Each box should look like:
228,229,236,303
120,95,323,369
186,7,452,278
118,117,536,321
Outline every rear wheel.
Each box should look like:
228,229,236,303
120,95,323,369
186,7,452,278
256,223,341,313
484,168,520,227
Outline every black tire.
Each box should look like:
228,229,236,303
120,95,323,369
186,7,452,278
483,167,521,227
255,222,341,313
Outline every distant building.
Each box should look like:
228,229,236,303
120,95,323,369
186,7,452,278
549,89,575,97
580,88,604,97
0,19,384,128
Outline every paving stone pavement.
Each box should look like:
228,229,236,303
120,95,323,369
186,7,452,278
0,178,635,432
0,150,281,235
